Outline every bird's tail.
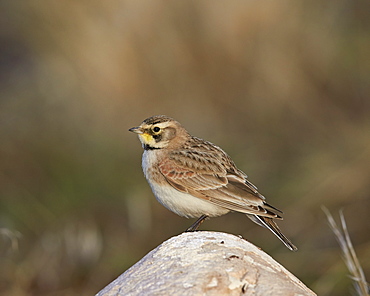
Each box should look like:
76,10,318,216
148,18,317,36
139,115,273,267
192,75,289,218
247,214,298,251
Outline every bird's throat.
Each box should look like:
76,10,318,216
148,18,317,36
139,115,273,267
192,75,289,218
143,144,161,150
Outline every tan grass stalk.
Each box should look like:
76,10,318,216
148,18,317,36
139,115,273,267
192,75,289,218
322,207,369,296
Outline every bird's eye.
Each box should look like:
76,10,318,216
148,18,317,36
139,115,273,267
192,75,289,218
153,126,160,133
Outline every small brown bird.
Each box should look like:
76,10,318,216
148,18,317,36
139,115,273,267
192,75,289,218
129,115,297,251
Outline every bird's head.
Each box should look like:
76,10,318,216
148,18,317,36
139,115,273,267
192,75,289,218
129,115,189,150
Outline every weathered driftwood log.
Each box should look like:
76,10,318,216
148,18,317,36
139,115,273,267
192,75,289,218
96,231,316,296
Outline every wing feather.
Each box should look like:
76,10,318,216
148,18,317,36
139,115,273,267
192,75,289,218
158,145,282,219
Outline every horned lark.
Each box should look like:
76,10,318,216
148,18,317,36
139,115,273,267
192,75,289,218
129,115,297,251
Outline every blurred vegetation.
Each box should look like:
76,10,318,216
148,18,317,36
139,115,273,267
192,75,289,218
0,1,369,295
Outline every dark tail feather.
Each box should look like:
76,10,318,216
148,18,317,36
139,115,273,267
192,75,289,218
247,214,298,251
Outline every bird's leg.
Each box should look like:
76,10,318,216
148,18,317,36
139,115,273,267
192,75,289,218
185,214,209,232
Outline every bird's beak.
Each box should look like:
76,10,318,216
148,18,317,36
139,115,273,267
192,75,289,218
129,126,144,134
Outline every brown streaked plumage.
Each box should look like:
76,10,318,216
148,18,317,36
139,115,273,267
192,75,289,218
129,115,297,251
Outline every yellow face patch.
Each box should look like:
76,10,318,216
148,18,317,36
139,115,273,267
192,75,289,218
139,132,154,145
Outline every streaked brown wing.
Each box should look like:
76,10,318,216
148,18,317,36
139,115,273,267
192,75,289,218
158,150,281,218
158,157,227,191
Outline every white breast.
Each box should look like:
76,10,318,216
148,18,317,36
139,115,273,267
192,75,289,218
141,150,229,218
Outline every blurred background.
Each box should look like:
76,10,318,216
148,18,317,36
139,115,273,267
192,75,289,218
0,1,369,295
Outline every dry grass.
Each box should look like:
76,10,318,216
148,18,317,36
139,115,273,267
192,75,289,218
323,207,369,296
